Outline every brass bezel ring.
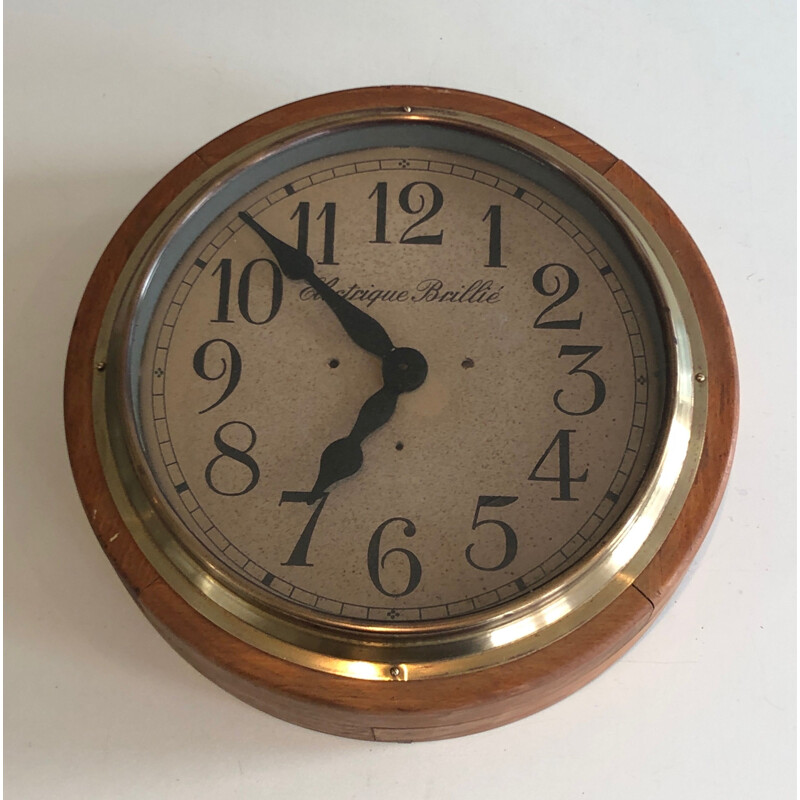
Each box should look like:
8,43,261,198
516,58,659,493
91,106,707,681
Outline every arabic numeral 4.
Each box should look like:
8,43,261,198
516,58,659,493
529,429,587,501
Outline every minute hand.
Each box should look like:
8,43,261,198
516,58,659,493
238,211,394,358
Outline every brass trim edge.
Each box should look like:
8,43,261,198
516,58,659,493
91,106,707,680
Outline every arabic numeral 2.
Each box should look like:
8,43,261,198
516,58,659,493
532,263,582,329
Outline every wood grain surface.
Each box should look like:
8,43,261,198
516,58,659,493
64,86,738,741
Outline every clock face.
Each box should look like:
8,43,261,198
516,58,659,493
126,125,667,626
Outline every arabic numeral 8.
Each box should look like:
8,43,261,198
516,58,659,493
204,421,260,496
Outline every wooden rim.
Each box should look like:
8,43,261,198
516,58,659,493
64,86,738,741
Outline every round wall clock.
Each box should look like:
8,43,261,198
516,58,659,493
65,86,737,741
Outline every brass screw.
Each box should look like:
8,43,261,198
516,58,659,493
95,361,107,372
389,666,401,678
695,372,706,383
402,106,412,113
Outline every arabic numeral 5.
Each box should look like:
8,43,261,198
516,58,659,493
465,496,519,571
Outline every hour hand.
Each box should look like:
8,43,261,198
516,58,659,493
305,386,399,502
295,347,429,502
238,212,394,357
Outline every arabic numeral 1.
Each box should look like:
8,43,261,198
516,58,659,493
483,205,506,268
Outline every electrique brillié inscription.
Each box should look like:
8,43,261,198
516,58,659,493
299,277,504,307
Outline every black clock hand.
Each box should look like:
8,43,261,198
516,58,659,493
305,386,399,502
237,212,427,497
299,346,428,502
238,211,394,358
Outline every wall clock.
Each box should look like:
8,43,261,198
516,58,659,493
65,86,737,741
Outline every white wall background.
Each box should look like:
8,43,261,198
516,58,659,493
5,2,795,797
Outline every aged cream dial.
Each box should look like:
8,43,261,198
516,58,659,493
136,145,665,623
